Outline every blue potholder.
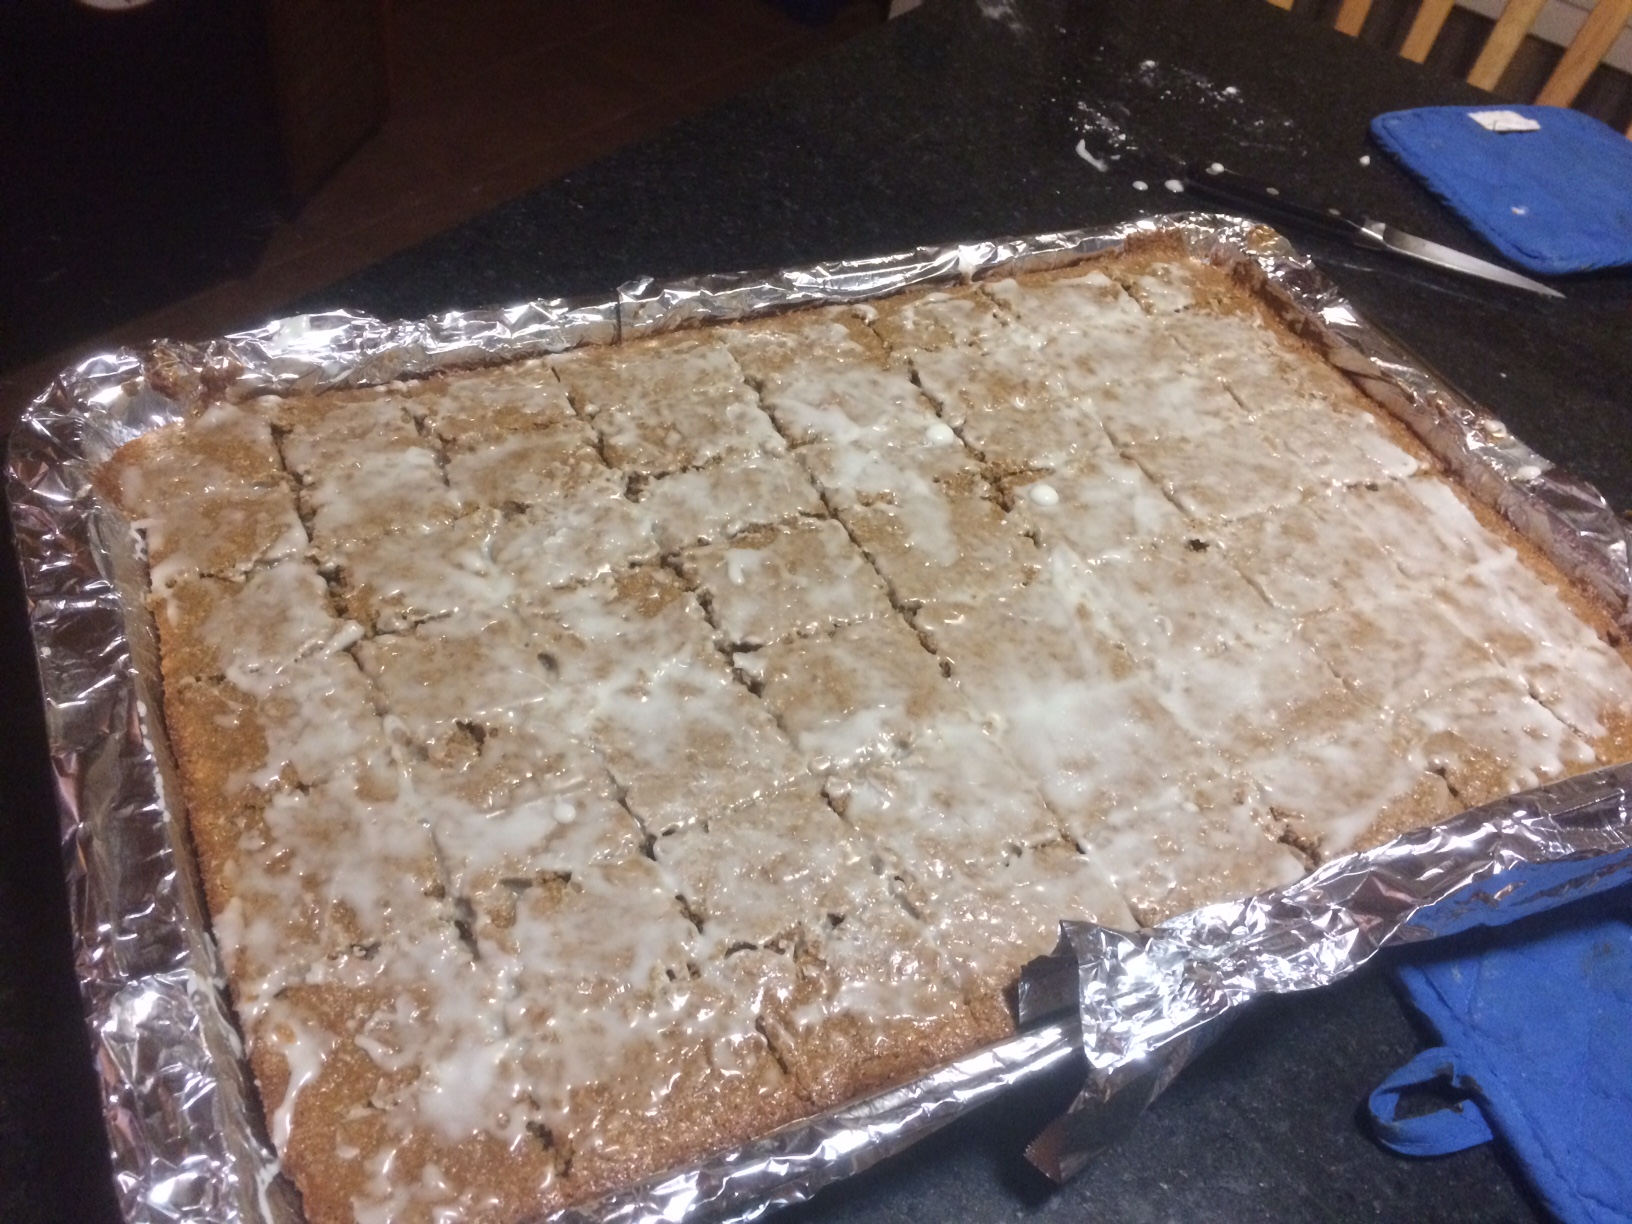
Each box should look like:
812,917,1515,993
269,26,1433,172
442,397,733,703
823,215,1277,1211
1369,890,1632,1224
1370,105,1632,275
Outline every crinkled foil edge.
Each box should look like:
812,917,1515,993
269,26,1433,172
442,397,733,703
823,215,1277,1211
6,301,618,1224
1015,764,1632,1182
5,215,1630,1224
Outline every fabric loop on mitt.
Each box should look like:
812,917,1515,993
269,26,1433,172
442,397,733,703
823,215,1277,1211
1368,1045,1496,1158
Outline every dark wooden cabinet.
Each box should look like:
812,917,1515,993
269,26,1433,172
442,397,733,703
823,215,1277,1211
0,0,390,373
262,0,390,205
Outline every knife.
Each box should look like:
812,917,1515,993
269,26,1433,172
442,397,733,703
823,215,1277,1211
1183,163,1564,300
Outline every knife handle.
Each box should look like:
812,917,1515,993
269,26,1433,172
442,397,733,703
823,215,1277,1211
1183,164,1366,243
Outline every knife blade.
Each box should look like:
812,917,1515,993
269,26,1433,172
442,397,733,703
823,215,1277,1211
1183,164,1564,300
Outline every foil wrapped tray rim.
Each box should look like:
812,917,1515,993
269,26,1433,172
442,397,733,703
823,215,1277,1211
8,212,1632,1224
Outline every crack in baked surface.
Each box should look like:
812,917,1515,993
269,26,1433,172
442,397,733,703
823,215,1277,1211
96,249,1632,1224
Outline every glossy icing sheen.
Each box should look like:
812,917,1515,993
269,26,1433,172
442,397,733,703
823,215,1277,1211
111,258,1632,1224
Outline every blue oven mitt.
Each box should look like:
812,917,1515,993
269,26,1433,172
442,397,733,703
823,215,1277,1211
1368,886,1632,1224
1369,104,1632,275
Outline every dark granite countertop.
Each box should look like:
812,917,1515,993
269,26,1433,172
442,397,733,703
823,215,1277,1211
4,0,1628,1220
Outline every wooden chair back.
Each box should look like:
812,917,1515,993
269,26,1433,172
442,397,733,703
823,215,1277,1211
1269,0,1632,132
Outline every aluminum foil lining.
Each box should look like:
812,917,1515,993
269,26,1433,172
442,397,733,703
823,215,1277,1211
7,214,1632,1224
1016,765,1632,1183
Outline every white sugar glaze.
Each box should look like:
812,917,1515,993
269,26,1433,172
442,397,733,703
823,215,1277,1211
108,253,1632,1224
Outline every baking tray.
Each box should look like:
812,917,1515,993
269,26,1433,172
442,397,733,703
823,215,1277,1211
8,215,1632,1224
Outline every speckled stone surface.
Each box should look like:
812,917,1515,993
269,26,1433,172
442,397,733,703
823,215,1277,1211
774,966,1545,1224
299,0,1632,513
5,0,1629,1220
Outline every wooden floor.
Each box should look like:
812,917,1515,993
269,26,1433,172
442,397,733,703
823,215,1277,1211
1,0,883,423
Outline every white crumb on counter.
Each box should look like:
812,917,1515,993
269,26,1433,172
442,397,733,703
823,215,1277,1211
1075,140,1108,171
1164,179,1184,193
1132,180,1148,191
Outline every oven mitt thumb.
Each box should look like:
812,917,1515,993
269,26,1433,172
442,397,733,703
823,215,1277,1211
1366,890,1632,1224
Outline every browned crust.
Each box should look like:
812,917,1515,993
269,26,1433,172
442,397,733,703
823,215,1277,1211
1098,243,1632,785
759,994,992,1112
95,239,1632,1223
561,1033,807,1203
251,985,568,1224
94,408,284,503
719,302,895,378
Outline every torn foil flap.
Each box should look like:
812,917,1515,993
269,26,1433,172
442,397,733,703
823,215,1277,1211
565,770,1632,1224
8,214,1632,1224
1016,764,1632,1183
